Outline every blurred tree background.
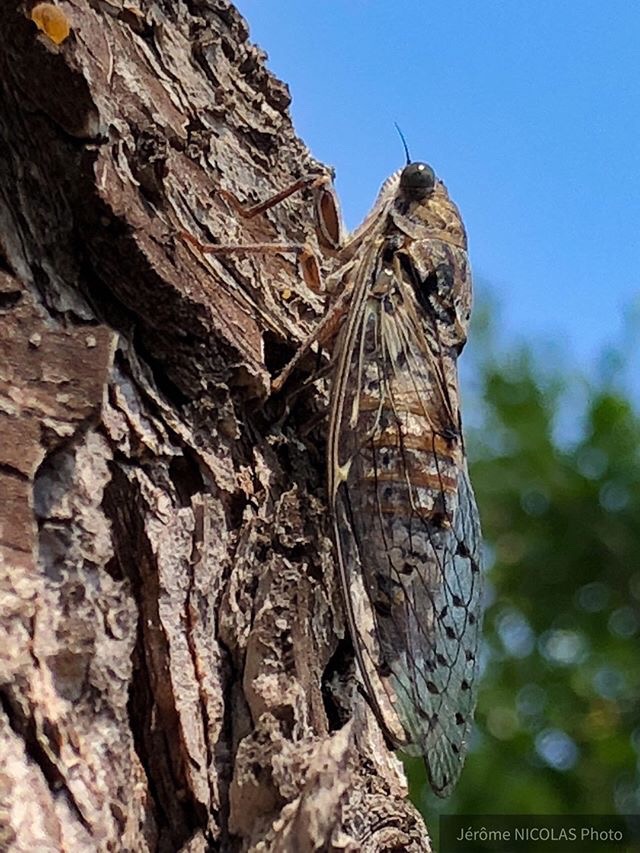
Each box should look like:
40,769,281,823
405,297,640,832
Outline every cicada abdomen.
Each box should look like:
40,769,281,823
327,163,483,797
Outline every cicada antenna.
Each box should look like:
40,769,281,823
394,122,412,165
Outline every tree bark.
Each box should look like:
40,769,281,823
0,0,431,849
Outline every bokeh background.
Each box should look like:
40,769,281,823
236,0,640,832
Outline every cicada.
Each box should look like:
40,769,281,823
183,156,483,797
325,162,483,796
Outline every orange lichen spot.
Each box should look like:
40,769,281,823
281,287,292,301
31,3,71,45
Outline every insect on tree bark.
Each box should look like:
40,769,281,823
184,156,484,798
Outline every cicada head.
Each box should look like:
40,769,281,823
394,164,468,252
399,162,436,200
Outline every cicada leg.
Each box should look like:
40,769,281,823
181,172,348,391
181,174,341,294
270,273,353,393
217,175,341,253
181,230,324,293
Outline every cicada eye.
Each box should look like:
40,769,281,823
400,162,436,200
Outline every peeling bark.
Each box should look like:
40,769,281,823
0,0,431,849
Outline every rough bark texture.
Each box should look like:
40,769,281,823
0,1,431,850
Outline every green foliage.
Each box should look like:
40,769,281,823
409,310,640,824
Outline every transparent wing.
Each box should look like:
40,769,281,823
328,249,483,797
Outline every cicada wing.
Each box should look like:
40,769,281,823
329,259,483,797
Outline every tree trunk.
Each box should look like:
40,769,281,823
0,1,431,849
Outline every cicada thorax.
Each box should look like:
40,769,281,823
328,173,482,797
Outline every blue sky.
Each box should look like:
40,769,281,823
235,1,640,393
